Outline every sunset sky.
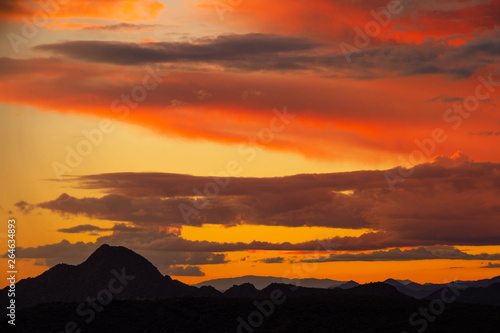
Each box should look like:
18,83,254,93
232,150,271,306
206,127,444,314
1,0,500,287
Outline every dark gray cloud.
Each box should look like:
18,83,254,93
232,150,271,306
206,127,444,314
7,240,96,266
342,36,499,79
164,265,205,276
302,246,500,262
3,227,495,264
32,31,500,78
426,94,464,103
38,193,264,227
6,231,500,272
477,131,500,136
336,0,492,14
14,200,34,213
3,235,229,269
258,257,285,264
32,156,500,249
481,262,500,268
57,224,106,233
0,226,415,265
452,35,500,59
34,34,323,67
84,23,160,31
57,223,145,233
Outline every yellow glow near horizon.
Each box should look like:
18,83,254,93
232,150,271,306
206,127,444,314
176,257,500,285
181,224,371,243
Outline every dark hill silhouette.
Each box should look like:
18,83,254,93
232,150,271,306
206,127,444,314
458,275,500,288
2,243,500,313
336,282,407,298
258,281,408,299
4,293,500,332
261,282,334,297
425,282,500,306
384,276,500,299
384,278,444,298
333,280,359,289
197,285,223,297
223,283,262,297
1,245,500,332
193,275,346,290
1,244,205,309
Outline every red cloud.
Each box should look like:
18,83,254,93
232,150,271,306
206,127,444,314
208,0,499,45
1,57,499,165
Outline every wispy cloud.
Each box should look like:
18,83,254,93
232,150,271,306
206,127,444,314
83,23,161,32
302,246,500,262
481,262,500,268
164,265,205,276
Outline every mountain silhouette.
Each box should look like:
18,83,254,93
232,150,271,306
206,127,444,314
1,244,204,309
197,285,223,297
2,245,500,332
383,278,443,298
333,280,360,289
193,275,346,290
3,244,500,312
425,282,500,306
456,275,500,288
384,276,500,299
223,283,262,297
336,282,407,298
256,281,409,300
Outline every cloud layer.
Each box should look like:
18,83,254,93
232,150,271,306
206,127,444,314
33,31,500,79
22,155,499,250
303,246,500,262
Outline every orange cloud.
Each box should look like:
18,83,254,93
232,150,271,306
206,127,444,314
200,0,499,46
0,0,165,22
0,57,498,165
44,21,102,30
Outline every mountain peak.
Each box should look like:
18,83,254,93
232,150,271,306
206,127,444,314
89,243,126,256
83,244,148,266
345,282,405,297
4,244,206,309
334,280,360,289
224,283,260,297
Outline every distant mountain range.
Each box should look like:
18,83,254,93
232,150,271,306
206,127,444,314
194,275,500,300
425,282,500,306
2,244,500,310
333,280,360,289
192,275,348,290
383,276,500,299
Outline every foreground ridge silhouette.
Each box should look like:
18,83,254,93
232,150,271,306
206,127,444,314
2,245,500,332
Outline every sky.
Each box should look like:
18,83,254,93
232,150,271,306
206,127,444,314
1,0,500,287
